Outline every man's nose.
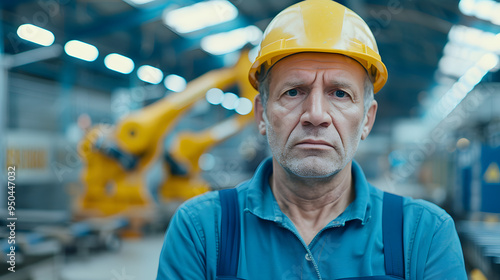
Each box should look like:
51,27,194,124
300,89,332,127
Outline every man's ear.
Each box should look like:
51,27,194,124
254,94,267,135
361,100,377,140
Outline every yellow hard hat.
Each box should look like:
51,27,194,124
248,0,388,93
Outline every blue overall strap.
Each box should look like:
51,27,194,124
336,193,405,280
382,192,405,278
217,188,243,280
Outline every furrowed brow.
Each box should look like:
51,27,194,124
281,80,307,89
272,79,308,93
328,81,355,90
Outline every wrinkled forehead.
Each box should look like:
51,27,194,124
272,52,366,72
269,52,368,88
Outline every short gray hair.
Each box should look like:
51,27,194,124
257,70,374,114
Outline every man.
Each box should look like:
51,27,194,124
157,0,467,279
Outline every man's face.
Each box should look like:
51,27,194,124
255,53,377,178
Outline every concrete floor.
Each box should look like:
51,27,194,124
59,234,164,280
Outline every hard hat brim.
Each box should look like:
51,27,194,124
249,48,388,94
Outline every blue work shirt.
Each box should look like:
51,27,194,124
157,158,467,280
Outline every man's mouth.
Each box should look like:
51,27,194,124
295,139,334,149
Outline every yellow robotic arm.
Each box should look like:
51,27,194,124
78,50,257,216
160,105,255,201
159,51,258,201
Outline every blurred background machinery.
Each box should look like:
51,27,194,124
0,0,499,279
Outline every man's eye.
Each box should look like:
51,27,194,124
285,89,298,97
334,90,347,98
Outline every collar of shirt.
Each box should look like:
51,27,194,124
243,157,372,229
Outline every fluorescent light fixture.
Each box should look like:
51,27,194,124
123,0,157,6
137,65,163,84
428,52,497,121
235,97,252,115
438,55,475,77
64,40,98,62
17,24,55,46
477,52,499,70
459,0,500,26
475,1,495,21
201,25,263,55
206,88,224,105
438,27,500,77
163,0,238,34
221,92,239,110
459,0,475,16
164,74,187,92
443,42,486,61
448,25,499,52
104,53,134,74
494,9,500,25
460,67,486,86
495,33,500,51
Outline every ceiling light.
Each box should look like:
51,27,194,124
493,8,500,25
64,40,98,62
438,28,500,77
475,1,494,21
429,52,495,121
443,42,486,61
164,74,187,92
460,66,486,86
163,0,238,34
448,25,499,52
494,33,500,51
477,52,499,70
221,92,239,110
459,0,500,26
438,55,474,77
235,97,252,115
459,0,475,16
123,0,157,6
104,53,134,74
201,25,263,55
137,65,163,84
17,24,55,46
206,88,224,105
